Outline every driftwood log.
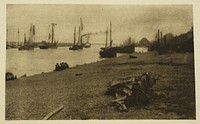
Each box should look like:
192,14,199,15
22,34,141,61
42,106,64,120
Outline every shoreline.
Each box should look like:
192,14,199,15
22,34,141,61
6,52,195,120
6,46,147,78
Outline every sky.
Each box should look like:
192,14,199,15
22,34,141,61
6,4,193,44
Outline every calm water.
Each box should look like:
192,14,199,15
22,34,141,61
6,46,148,77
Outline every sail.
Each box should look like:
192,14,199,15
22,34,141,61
77,26,81,45
105,26,108,47
33,25,35,43
33,25,35,35
28,24,34,45
24,33,27,45
48,33,51,41
27,24,35,45
51,23,57,44
17,28,20,43
48,25,51,42
80,18,84,31
18,24,35,50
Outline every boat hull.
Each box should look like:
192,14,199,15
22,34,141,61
39,46,49,49
84,43,91,48
99,48,117,58
69,45,83,50
111,44,135,53
38,43,57,49
18,46,34,50
84,45,91,48
11,45,20,49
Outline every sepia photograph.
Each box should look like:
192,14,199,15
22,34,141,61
3,1,197,121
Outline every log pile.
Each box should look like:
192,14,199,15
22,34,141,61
105,72,157,112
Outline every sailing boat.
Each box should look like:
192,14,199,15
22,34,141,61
49,23,57,49
39,25,51,49
38,23,58,49
19,24,35,50
69,18,84,50
69,26,83,50
99,22,117,58
6,28,11,49
11,28,20,48
84,35,91,48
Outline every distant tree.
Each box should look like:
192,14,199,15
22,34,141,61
137,37,150,47
149,27,194,53
121,37,135,46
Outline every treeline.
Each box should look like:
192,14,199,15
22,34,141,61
135,37,150,47
149,27,194,54
120,37,135,46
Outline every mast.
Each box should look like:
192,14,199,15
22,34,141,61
110,21,112,47
33,25,35,43
6,28,8,42
160,32,163,47
105,26,108,47
157,29,160,46
80,27,82,45
80,18,83,45
74,26,76,45
51,23,57,44
28,24,33,45
130,37,132,43
17,28,20,43
78,26,81,45
48,25,51,43
24,33,27,45
12,28,14,43
51,24,54,44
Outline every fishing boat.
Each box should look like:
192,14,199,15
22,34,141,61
69,18,84,50
6,29,9,49
99,22,117,58
11,28,21,48
7,28,21,49
38,41,51,49
83,35,91,48
6,29,11,49
19,24,35,50
38,23,58,49
69,26,83,50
